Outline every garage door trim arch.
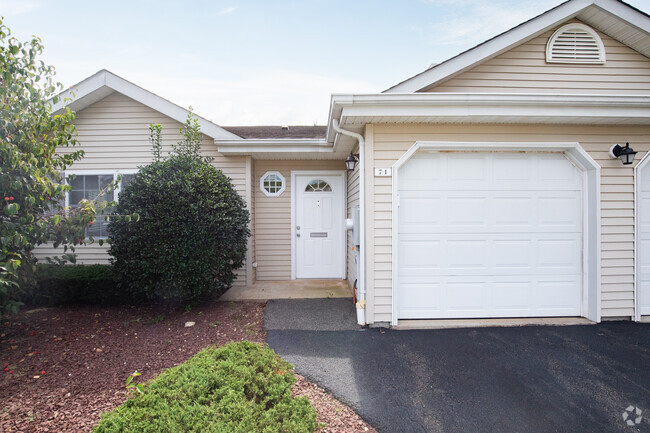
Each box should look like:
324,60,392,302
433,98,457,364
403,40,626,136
390,141,601,326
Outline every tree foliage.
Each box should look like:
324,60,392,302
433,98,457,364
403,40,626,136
109,114,250,305
0,18,103,316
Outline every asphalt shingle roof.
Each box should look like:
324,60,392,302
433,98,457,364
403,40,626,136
222,125,327,139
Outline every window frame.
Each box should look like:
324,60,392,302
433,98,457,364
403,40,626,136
260,171,286,197
65,169,139,239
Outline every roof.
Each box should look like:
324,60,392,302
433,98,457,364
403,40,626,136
385,0,650,93
222,125,327,139
51,70,241,140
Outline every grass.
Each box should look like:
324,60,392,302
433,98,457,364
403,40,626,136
93,341,317,433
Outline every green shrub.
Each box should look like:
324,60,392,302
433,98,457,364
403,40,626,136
24,264,120,306
94,341,317,433
109,117,250,305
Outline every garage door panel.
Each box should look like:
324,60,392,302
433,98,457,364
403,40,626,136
399,196,443,226
493,240,533,269
397,152,583,319
448,197,488,227
448,155,486,181
494,155,531,181
493,197,534,226
399,276,581,319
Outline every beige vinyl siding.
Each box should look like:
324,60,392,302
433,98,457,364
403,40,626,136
366,123,650,323
424,21,650,95
33,92,249,285
254,160,344,281
346,146,360,290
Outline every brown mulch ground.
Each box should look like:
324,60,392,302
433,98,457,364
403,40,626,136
0,301,376,433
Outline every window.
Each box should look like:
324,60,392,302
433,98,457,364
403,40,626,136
260,171,286,197
305,179,332,192
546,23,606,64
66,171,137,238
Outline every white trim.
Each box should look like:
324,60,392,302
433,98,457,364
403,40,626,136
216,139,330,155
290,170,347,280
390,141,601,326
384,0,650,93
546,23,606,64
52,70,240,140
633,152,650,322
328,93,650,147
259,171,286,198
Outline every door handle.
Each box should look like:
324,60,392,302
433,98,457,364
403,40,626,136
296,233,301,237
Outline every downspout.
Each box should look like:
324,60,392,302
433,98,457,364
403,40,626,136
332,119,366,325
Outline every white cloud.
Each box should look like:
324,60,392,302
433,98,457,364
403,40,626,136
214,6,236,17
0,0,45,16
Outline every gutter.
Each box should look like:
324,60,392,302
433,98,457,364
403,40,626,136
332,119,366,326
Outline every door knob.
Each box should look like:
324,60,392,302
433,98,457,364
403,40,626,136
297,233,301,237
296,226,300,230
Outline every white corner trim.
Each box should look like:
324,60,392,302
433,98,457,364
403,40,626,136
390,141,601,326
51,70,241,140
633,151,650,322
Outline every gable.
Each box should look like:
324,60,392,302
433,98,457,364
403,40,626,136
422,20,650,95
385,0,650,94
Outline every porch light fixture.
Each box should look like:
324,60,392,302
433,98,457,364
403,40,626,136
345,152,359,171
609,142,637,165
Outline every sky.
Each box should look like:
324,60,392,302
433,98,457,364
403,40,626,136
3,0,650,125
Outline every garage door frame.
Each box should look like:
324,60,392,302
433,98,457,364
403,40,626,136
634,152,650,321
391,141,601,326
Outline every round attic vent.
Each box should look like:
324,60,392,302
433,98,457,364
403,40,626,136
546,23,606,64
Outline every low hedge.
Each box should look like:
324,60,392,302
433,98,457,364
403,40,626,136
93,341,318,433
24,264,121,306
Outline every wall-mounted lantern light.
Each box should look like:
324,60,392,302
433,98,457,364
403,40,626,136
609,142,637,165
345,152,359,171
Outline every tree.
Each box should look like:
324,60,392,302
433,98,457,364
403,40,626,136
0,18,100,315
109,113,250,305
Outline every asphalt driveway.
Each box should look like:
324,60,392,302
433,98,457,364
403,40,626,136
266,307,650,432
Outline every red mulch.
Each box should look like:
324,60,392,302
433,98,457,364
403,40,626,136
0,301,376,433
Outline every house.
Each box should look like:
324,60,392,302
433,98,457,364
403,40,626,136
35,0,650,326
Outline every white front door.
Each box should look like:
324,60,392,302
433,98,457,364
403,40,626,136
294,173,345,279
397,152,584,319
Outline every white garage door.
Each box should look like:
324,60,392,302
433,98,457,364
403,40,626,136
397,152,583,319
637,162,650,317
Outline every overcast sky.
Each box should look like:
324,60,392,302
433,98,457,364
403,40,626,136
3,0,650,125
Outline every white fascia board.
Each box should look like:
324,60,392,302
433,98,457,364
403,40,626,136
331,92,650,123
216,139,332,154
385,0,626,93
50,70,241,140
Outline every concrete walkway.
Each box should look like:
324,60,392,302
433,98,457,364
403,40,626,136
219,279,352,301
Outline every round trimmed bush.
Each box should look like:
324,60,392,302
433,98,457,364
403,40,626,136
109,155,249,304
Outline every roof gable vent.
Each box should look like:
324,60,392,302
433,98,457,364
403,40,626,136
546,23,606,64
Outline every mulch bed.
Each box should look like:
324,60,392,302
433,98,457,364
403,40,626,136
0,301,375,433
